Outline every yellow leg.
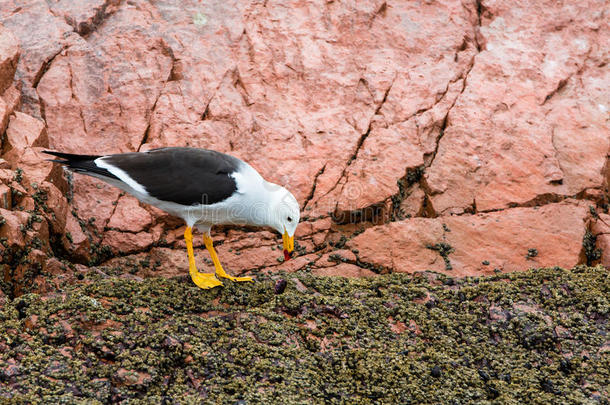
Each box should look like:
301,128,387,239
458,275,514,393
184,227,223,289
203,233,253,283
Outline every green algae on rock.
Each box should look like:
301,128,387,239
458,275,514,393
0,266,608,403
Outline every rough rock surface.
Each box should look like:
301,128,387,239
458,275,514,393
348,201,590,277
0,24,19,94
0,266,608,402
0,0,608,299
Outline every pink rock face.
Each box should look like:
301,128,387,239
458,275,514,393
62,212,91,261
70,175,120,236
334,123,424,216
0,2,76,117
424,0,609,215
313,264,377,278
0,24,19,94
102,230,154,255
41,181,68,234
0,207,29,250
0,84,21,135
348,202,590,277
3,147,66,192
3,112,47,153
0,0,608,289
47,0,121,36
106,196,152,233
36,33,173,154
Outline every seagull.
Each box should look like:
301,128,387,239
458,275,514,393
44,147,300,289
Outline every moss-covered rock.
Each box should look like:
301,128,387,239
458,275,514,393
0,266,608,403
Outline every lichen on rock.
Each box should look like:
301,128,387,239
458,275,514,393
0,266,608,403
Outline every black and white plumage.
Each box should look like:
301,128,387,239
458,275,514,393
44,147,300,289
47,148,243,205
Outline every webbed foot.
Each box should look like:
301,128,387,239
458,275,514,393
190,272,224,289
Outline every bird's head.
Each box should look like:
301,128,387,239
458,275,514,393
268,186,300,261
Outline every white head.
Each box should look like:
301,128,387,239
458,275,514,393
267,185,300,260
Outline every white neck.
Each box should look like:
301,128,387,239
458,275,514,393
230,163,280,228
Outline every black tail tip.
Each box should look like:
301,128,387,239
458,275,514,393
45,158,67,164
42,150,62,158
42,151,67,164
40,150,102,161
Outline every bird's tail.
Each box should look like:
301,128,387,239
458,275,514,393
43,150,118,180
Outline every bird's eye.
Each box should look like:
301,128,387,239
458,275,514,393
287,216,292,222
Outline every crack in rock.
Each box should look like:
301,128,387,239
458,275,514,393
48,0,123,38
32,45,68,89
318,76,397,206
302,163,326,211
542,48,592,106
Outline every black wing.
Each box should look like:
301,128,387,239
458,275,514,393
45,147,242,206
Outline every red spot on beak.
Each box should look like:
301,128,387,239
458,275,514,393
284,250,293,261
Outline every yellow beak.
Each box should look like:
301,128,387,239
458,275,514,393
282,229,294,261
